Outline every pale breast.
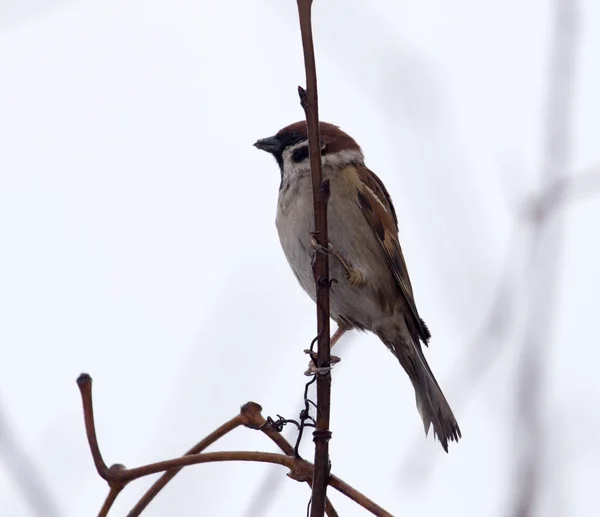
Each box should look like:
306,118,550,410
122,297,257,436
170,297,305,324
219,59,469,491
275,166,399,330
276,175,316,299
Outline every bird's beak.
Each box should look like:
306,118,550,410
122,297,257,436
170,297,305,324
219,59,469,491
253,136,283,154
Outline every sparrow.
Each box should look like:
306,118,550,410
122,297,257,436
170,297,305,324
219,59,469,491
254,121,461,451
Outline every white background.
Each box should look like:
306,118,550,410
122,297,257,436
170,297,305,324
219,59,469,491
1,1,599,516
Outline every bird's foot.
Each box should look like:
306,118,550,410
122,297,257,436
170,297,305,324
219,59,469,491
309,235,365,286
309,235,333,255
346,268,365,286
303,348,341,376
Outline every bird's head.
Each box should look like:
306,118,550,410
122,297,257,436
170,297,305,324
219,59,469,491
254,121,364,185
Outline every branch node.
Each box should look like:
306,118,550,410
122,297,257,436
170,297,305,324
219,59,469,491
240,401,265,430
303,349,341,362
75,378,392,516
298,85,308,106
287,459,314,483
313,430,332,444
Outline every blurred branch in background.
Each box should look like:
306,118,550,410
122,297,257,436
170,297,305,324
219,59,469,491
399,167,600,483
511,0,579,516
528,164,600,219
0,402,62,517
399,222,527,481
400,2,584,499
399,166,599,484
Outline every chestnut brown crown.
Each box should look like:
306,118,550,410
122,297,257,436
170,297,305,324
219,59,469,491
254,121,362,171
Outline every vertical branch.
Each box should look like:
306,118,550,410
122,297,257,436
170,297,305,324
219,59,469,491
296,1,332,516
512,0,578,515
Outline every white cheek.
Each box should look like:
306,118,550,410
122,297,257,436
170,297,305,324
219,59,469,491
281,146,365,185
321,149,364,168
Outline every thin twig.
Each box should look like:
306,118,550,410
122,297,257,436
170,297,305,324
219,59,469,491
329,476,394,517
127,412,246,516
255,410,338,517
78,374,390,516
113,451,310,481
295,1,333,516
99,487,122,517
77,374,111,480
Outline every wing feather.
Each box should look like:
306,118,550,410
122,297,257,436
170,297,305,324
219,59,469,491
351,166,431,345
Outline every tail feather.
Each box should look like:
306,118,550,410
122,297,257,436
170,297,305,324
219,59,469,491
382,335,461,452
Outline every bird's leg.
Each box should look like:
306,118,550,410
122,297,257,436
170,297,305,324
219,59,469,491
309,235,365,286
304,325,348,376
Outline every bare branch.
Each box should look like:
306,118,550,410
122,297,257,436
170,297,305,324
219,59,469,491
98,487,121,517
77,373,391,516
76,373,112,481
329,476,393,517
126,409,246,516
115,451,310,482
247,402,339,517
295,1,333,516
243,327,353,517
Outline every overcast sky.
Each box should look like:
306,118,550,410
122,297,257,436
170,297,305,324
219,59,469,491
1,1,599,516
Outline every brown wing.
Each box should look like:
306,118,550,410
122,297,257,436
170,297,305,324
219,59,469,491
349,165,431,345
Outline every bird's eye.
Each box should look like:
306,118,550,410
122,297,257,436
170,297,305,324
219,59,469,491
289,132,302,144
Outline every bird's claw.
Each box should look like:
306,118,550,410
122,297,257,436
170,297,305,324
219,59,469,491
303,349,341,376
346,268,365,286
310,235,332,254
309,236,365,286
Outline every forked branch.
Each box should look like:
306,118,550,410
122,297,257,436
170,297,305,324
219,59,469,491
77,374,392,517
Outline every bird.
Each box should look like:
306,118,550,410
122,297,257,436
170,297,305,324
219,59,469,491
254,121,461,452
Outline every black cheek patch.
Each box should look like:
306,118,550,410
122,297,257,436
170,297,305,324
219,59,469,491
292,145,309,163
